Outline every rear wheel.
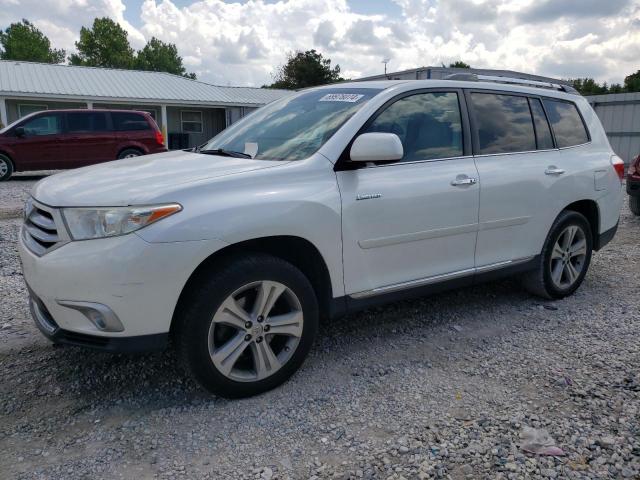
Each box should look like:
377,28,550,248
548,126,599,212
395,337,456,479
117,148,143,159
0,154,14,181
522,211,592,299
630,196,640,216
175,254,319,398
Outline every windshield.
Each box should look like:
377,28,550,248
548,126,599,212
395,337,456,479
202,87,381,161
0,114,32,134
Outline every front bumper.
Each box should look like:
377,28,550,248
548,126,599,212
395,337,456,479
19,222,227,349
28,288,168,352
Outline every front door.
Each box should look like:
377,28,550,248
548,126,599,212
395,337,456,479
337,90,480,297
11,112,63,170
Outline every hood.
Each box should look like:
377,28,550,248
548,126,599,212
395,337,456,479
31,149,284,207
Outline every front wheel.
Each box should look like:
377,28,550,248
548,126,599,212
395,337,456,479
0,154,14,181
522,211,593,299
175,254,319,398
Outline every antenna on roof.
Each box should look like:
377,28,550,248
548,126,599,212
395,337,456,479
382,58,390,78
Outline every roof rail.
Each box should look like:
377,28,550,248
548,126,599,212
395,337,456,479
444,73,580,95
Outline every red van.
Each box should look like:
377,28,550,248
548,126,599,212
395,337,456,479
0,109,167,180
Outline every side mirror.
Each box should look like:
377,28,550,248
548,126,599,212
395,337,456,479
14,127,25,138
350,132,403,163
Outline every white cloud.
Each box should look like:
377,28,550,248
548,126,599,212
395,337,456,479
1,0,638,86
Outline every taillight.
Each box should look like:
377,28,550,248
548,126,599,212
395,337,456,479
611,155,625,182
155,130,164,146
629,154,640,177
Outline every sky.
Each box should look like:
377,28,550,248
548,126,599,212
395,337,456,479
0,0,638,87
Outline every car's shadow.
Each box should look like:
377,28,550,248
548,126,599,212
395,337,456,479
5,277,534,415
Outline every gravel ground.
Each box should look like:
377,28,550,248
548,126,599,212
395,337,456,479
1,198,639,480
0,172,59,213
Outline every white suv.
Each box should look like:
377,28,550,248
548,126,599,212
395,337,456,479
19,77,624,397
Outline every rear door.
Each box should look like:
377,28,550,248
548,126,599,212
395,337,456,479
62,111,115,167
337,90,480,297
469,91,568,267
10,112,63,170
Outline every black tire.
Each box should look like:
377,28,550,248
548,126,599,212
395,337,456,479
522,210,593,300
630,196,640,216
117,148,143,159
174,254,319,398
0,153,14,181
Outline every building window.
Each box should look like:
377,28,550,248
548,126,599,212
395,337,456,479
181,110,203,133
18,104,48,118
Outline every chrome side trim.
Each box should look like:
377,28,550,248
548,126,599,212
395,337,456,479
360,154,472,168
350,267,475,299
349,256,535,299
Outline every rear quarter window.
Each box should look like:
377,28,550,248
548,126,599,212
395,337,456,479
112,112,151,132
542,99,589,148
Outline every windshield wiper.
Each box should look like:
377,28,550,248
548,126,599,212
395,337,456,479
197,148,252,159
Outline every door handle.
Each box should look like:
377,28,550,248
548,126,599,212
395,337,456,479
545,166,565,175
451,176,477,186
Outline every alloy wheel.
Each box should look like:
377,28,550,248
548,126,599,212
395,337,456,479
549,225,587,289
208,280,304,382
0,158,8,176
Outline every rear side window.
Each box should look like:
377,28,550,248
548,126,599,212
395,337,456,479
365,92,464,161
471,93,536,154
529,99,554,150
112,112,151,131
66,112,108,133
543,99,589,148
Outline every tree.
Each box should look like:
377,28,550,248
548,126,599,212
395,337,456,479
266,49,343,89
569,78,609,95
135,37,196,79
69,17,134,69
608,83,624,94
448,61,471,69
0,19,65,63
624,70,640,93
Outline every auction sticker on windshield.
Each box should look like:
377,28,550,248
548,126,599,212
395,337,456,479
319,93,364,102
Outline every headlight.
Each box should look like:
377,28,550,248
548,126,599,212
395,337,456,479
62,204,182,240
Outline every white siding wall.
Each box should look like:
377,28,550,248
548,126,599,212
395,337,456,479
587,92,640,164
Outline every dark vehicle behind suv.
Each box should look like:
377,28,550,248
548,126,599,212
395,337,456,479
628,154,640,215
0,109,167,180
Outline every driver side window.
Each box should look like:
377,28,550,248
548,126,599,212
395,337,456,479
365,92,463,162
20,114,62,136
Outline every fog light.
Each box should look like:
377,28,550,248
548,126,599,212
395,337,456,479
86,310,107,329
56,300,124,332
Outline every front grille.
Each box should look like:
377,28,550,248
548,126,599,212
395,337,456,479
22,199,69,256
